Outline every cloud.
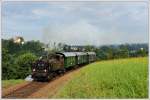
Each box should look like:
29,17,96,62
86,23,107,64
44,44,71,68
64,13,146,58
2,1,148,46
32,9,48,15
32,9,55,17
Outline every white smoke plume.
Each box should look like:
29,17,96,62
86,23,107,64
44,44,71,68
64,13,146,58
42,20,105,46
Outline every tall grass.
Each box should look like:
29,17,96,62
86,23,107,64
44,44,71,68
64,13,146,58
2,79,25,89
55,57,148,98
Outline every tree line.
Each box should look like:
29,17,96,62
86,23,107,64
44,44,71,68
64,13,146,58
62,44,148,60
95,44,148,60
2,38,148,80
2,38,45,79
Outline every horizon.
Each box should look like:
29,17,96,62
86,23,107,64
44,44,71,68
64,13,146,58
2,37,148,47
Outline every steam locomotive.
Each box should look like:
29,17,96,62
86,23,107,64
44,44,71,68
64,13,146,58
31,52,96,81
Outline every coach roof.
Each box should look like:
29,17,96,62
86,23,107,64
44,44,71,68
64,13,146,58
87,52,96,55
75,52,87,56
56,52,76,57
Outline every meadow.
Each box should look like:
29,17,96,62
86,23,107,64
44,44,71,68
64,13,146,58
55,57,148,98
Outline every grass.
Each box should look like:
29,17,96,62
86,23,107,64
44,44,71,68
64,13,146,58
2,79,25,89
54,57,148,98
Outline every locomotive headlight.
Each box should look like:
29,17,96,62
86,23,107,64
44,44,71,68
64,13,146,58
42,64,44,66
33,69,35,72
44,69,47,72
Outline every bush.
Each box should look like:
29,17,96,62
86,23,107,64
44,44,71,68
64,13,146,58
2,62,19,80
16,52,37,79
2,48,19,79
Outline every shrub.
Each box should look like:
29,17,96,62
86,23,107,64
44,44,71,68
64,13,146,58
16,52,37,79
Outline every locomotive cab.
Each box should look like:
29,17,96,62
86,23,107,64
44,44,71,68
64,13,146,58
48,54,64,71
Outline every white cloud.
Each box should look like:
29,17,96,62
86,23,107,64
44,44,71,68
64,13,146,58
32,9,54,17
32,8,59,18
32,9,47,15
3,2,148,45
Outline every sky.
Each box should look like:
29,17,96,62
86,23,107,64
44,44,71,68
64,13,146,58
2,1,149,46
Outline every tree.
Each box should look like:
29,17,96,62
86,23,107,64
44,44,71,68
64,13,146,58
118,45,129,58
3,39,22,54
84,45,95,52
22,40,45,56
2,39,44,79
16,53,37,79
98,46,113,60
63,45,71,52
136,48,147,57
2,39,45,57
2,48,19,79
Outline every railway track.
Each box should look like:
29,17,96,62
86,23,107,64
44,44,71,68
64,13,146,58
2,82,48,98
2,64,85,98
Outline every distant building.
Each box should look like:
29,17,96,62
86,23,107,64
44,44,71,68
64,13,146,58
64,45,94,52
140,48,144,51
13,36,24,44
70,46,86,51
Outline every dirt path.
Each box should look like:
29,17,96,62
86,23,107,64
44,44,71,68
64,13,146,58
2,67,81,99
2,81,30,97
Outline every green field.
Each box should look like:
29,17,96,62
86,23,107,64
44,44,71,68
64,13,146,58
55,57,148,98
2,79,25,89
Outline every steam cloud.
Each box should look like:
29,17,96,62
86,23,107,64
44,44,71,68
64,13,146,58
42,20,101,46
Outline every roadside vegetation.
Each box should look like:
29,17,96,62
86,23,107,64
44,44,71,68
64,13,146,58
2,38,43,79
55,57,148,98
2,79,25,89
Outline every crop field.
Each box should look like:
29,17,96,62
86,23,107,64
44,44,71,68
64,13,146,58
55,57,148,98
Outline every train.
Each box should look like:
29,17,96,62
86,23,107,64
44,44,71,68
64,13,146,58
31,52,96,81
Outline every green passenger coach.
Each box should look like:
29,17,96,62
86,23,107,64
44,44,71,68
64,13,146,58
75,52,87,64
57,52,76,68
87,52,96,62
